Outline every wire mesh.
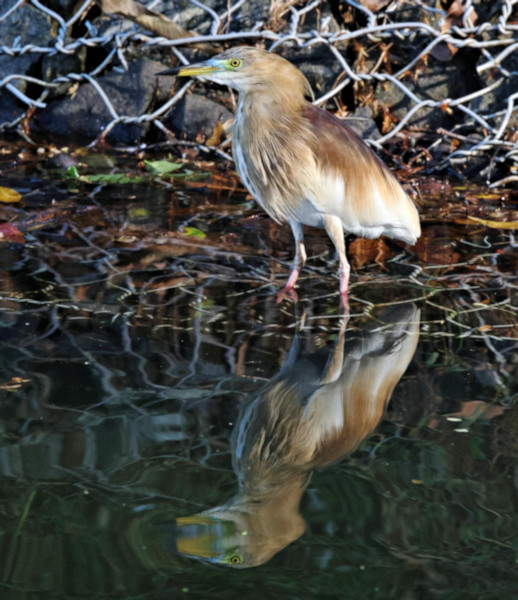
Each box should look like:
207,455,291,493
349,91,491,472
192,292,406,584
0,0,517,184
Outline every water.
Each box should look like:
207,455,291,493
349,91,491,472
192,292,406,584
0,147,517,599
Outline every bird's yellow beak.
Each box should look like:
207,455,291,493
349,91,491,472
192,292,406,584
175,514,221,559
156,61,220,78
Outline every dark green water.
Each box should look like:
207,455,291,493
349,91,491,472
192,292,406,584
0,151,517,599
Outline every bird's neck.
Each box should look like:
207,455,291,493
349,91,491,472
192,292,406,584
235,88,307,144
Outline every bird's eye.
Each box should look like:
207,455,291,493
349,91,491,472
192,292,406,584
229,58,242,68
230,555,242,565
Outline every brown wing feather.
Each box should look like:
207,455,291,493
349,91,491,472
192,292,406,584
302,105,421,244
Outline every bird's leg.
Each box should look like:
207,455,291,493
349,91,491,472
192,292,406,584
277,220,306,304
322,215,350,309
320,309,349,385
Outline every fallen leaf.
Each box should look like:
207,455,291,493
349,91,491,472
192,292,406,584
82,173,145,184
412,228,461,265
116,235,139,243
182,226,207,238
0,186,21,203
101,0,217,53
128,207,150,220
169,170,210,181
466,216,518,230
0,222,25,243
12,203,79,233
144,159,183,175
358,0,391,12
64,165,80,180
448,400,505,421
431,0,478,61
349,237,394,268
206,120,226,146
0,376,30,390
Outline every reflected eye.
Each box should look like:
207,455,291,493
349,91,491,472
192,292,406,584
229,58,242,68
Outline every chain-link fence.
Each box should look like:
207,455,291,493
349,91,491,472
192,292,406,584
0,0,517,185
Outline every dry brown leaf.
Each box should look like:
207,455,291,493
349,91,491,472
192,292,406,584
205,120,227,146
431,0,478,61
357,0,391,13
101,0,218,53
268,0,299,31
412,229,461,265
349,238,394,268
448,400,505,421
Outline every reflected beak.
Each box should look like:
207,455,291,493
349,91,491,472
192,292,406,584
156,61,220,78
175,514,231,559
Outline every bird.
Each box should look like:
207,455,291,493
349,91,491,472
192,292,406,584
140,304,420,568
158,46,421,307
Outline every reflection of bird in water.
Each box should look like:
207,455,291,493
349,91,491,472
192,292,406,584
158,47,420,306
171,304,420,568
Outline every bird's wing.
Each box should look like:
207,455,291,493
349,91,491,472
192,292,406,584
302,104,421,244
306,304,420,467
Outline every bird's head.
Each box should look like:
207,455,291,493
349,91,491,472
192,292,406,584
158,46,313,100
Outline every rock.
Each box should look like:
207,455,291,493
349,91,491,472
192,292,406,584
473,49,518,130
230,0,271,30
0,1,54,88
35,58,170,144
166,93,233,141
343,106,381,140
44,0,82,20
41,51,87,99
374,50,482,130
162,0,270,32
0,0,54,126
160,0,227,34
279,45,344,99
0,92,25,128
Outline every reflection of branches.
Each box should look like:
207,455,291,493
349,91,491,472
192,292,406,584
0,169,516,480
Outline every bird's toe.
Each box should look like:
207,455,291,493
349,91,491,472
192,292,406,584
276,286,299,305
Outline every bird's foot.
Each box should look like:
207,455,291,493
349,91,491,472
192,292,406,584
277,265,301,305
276,285,299,305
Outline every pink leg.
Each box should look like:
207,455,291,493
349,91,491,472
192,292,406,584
322,215,350,310
277,220,306,304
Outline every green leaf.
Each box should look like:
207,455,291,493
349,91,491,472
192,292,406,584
171,171,210,181
182,227,207,238
424,352,439,367
64,166,80,180
63,162,210,186
128,207,150,220
82,173,145,184
144,159,184,175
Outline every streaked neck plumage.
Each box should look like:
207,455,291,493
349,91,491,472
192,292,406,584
232,70,319,224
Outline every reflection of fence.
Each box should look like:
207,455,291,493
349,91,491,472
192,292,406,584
0,0,517,184
0,167,515,479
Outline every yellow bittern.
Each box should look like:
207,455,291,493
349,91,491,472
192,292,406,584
159,46,421,305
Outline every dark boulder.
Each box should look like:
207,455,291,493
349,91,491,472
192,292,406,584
35,58,170,144
166,93,233,141
343,106,381,140
0,0,54,126
374,49,482,130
